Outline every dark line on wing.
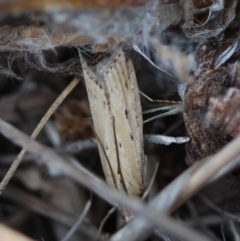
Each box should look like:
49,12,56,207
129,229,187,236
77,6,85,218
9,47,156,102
112,116,128,194
90,122,118,188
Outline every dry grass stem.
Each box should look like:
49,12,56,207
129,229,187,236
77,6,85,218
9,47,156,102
2,185,102,240
111,134,240,241
0,2,239,240
0,118,211,241
61,196,92,241
0,77,80,195
199,194,240,223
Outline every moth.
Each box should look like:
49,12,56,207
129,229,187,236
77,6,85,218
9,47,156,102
79,49,144,221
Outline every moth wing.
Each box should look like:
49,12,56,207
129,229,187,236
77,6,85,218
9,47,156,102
125,58,144,172
102,50,143,197
80,53,119,189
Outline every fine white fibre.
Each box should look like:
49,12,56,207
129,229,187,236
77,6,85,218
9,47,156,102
0,26,90,52
133,44,173,77
182,0,237,38
0,26,54,52
0,66,22,80
0,1,183,76
145,134,189,145
22,51,80,75
41,1,182,46
0,1,195,78
177,83,187,102
215,39,239,69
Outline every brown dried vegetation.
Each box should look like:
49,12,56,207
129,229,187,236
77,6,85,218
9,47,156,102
1,1,240,241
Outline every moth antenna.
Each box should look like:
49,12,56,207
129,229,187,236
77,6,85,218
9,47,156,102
77,47,95,61
140,91,183,123
143,105,182,115
140,91,182,104
143,106,183,123
142,161,159,200
61,193,92,241
97,206,118,241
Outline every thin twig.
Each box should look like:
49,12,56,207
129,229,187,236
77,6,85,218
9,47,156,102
229,221,240,241
221,224,227,241
61,194,92,241
0,118,211,241
3,185,102,241
199,194,240,223
186,215,226,227
110,134,240,241
0,77,80,195
97,206,117,240
186,201,221,241
142,161,159,200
